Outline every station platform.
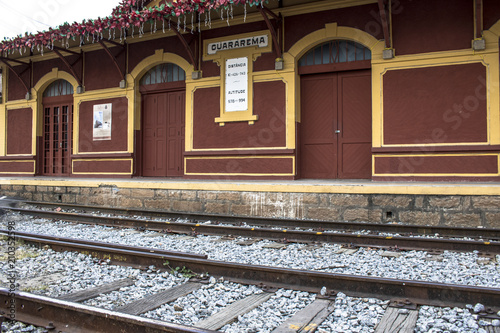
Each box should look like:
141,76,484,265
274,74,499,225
1,177,499,228
0,176,499,196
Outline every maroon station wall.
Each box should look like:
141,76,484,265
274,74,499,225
0,107,35,175
72,96,131,176
382,63,487,145
284,3,384,51
186,80,293,178
84,48,126,91
192,81,286,150
2,0,500,181
7,108,32,155
373,62,498,181
78,97,128,153
392,0,473,55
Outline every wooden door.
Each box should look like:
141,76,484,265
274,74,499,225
337,71,372,179
42,102,72,176
142,91,185,177
300,74,338,178
166,91,185,176
300,70,371,179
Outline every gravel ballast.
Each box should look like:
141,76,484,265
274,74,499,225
1,211,499,332
5,212,499,288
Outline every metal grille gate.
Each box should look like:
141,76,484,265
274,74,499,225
42,103,73,176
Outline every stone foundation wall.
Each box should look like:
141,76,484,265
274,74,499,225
3,184,500,228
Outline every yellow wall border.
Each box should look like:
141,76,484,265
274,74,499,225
372,153,500,177
203,30,272,125
0,64,5,156
287,23,384,61
129,49,192,140
5,106,36,157
184,155,295,176
0,160,35,174
3,176,500,195
372,22,500,149
32,68,79,157
284,23,384,176
186,70,295,153
74,90,132,155
71,158,133,175
286,22,384,124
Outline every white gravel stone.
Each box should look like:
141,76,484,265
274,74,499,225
83,270,187,310
5,212,498,289
1,211,497,332
415,305,480,333
222,289,315,333
0,321,45,333
473,303,486,313
317,292,387,333
142,281,264,327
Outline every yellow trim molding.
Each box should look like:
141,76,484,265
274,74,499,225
2,177,500,196
0,160,35,174
372,22,500,149
203,30,272,125
373,153,500,177
32,68,79,156
184,155,295,176
129,49,192,139
71,158,133,175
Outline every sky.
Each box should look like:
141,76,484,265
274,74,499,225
0,0,121,40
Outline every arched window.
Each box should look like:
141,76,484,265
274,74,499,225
299,40,371,67
140,63,185,86
43,79,74,97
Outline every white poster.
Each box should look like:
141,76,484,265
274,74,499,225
93,103,112,141
225,57,248,112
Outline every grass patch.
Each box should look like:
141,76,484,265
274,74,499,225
21,285,49,292
0,242,40,261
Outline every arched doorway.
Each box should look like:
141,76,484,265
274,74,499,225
41,79,74,176
299,40,372,179
140,63,186,177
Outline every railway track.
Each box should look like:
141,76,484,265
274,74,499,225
10,203,500,254
2,230,499,309
2,228,499,332
4,203,500,331
23,201,500,239
0,287,216,333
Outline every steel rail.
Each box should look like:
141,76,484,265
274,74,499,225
12,207,500,254
0,288,217,333
23,201,500,239
3,231,500,309
0,229,207,260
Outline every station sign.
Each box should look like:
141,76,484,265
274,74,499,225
225,57,248,112
208,35,268,55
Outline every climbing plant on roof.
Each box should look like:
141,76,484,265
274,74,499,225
0,0,269,56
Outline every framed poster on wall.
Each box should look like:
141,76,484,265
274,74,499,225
93,103,112,141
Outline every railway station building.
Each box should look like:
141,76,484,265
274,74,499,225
1,0,500,226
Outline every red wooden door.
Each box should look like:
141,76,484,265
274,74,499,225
142,91,184,177
337,71,372,179
166,91,185,176
300,74,338,178
300,70,371,179
42,102,72,176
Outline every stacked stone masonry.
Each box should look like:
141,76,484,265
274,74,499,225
3,184,500,228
